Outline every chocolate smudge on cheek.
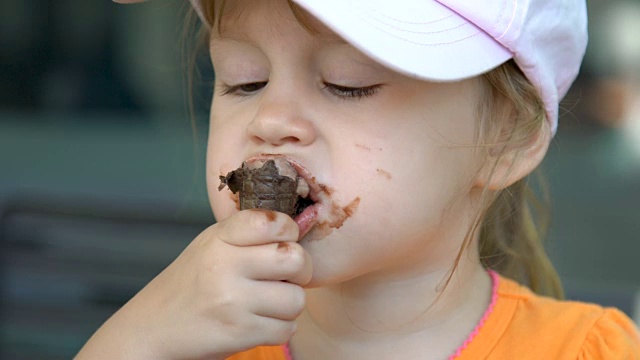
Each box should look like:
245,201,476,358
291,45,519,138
376,168,392,180
329,197,360,229
319,183,331,196
304,177,361,241
306,197,360,241
355,144,384,152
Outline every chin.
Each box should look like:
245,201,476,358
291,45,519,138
299,236,372,289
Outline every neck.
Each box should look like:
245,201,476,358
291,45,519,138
292,258,492,360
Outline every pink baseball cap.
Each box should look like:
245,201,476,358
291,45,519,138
190,0,588,134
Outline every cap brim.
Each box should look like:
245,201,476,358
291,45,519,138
292,0,512,82
189,0,513,82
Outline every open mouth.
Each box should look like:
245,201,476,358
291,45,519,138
219,154,360,240
293,196,315,217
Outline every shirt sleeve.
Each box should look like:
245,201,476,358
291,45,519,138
578,308,640,360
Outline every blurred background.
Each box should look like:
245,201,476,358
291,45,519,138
0,0,639,358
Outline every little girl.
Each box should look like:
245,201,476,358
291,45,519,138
80,0,640,359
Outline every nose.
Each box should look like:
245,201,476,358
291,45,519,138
247,102,317,147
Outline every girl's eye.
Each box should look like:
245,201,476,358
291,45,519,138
219,81,268,96
323,83,382,100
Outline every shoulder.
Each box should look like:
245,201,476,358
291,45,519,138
578,307,640,359
496,276,640,359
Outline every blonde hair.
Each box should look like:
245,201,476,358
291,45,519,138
476,61,563,299
186,2,563,299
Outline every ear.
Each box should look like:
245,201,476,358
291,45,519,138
474,122,552,191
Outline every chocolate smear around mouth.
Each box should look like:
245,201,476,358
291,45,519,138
219,159,313,217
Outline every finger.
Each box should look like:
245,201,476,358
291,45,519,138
231,241,312,286
248,316,297,347
218,312,296,352
215,209,299,247
248,281,306,321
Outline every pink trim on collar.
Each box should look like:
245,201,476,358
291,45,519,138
282,342,293,360
448,269,500,359
282,270,500,360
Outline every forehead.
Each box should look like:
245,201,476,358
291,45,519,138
209,0,346,46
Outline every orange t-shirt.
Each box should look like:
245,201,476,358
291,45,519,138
227,275,640,360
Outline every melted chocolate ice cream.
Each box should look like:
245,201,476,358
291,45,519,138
219,159,311,217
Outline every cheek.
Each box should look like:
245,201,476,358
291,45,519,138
209,190,237,222
351,156,467,234
205,110,246,221
333,119,480,238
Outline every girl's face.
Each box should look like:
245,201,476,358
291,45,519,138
207,0,485,286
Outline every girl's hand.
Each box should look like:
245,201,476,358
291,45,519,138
76,209,312,360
